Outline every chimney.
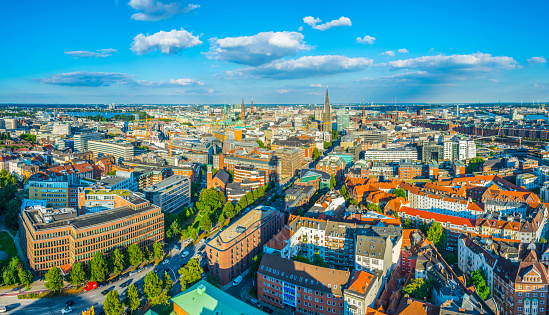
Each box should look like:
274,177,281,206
197,284,206,295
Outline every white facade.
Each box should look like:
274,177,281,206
408,191,483,219
457,237,495,291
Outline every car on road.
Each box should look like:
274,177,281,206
181,250,189,258
232,275,242,286
138,267,145,272
162,259,170,265
61,307,72,314
199,239,205,244
99,282,108,287
129,270,138,276
262,306,273,314
65,300,74,307
120,281,130,288
174,245,180,251
198,245,206,251
250,298,261,308
101,289,110,295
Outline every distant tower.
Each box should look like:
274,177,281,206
323,88,332,132
223,103,227,121
241,98,245,121
456,104,460,118
251,98,254,115
362,100,366,123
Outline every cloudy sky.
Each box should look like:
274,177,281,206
1,0,548,104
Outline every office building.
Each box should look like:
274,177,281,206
19,195,164,276
363,148,418,162
206,205,284,285
4,118,17,129
77,187,134,214
275,147,302,179
53,123,71,136
88,139,138,161
144,175,191,214
74,133,105,153
28,179,80,208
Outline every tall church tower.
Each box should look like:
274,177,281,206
323,88,332,132
241,98,245,121
362,101,366,123
251,98,254,115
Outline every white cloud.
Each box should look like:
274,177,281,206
398,48,408,54
298,26,303,32
227,55,372,79
131,28,202,55
309,83,323,87
527,56,547,64
356,36,376,45
534,82,546,88
276,89,290,94
64,49,118,58
388,52,518,72
303,16,352,31
129,0,199,21
206,31,310,66
381,51,395,57
35,71,203,87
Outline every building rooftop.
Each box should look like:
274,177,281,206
171,280,267,315
215,205,277,244
142,175,189,193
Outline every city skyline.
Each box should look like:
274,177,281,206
1,0,548,104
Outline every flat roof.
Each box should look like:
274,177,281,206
25,204,159,232
171,280,267,315
143,175,189,193
216,205,277,243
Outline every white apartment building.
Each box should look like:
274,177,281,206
363,148,418,162
408,188,484,219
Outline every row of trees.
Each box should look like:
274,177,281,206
1,257,32,289
44,243,164,293
0,170,20,230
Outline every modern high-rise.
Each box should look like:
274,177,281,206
53,123,71,136
323,88,332,132
88,139,138,161
143,175,191,214
74,132,105,153
4,118,17,129
241,98,245,121
19,196,164,276
336,109,349,133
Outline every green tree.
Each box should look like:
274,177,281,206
145,247,154,263
311,253,329,268
70,262,86,287
250,253,263,280
103,290,124,315
427,221,446,249
178,258,203,291
223,202,235,219
445,253,457,266
144,271,169,306
153,242,164,261
393,188,406,199
199,214,212,232
471,270,490,300
18,268,33,290
111,249,125,275
126,284,140,311
89,252,107,282
312,148,321,160
402,278,433,301
330,175,336,190
217,212,225,224
292,255,311,264
540,238,547,244
403,218,414,229
168,220,182,240
466,157,485,174
44,267,64,293
323,141,332,149
127,244,144,269
256,139,267,149
367,203,382,213
163,271,173,292
3,269,16,286
339,186,348,199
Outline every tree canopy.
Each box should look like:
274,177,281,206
402,278,433,302
45,267,64,293
427,221,446,249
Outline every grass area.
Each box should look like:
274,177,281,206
17,292,50,299
0,231,19,265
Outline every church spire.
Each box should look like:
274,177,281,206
241,98,245,121
251,98,254,115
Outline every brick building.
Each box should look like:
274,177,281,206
258,253,350,315
19,195,163,276
206,205,284,285
316,155,346,182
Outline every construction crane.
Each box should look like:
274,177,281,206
168,131,181,157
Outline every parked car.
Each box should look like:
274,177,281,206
174,245,180,251
120,281,130,288
199,239,205,244
101,289,110,295
232,275,242,286
84,281,97,292
61,307,72,314
129,270,138,276
120,273,129,279
162,259,169,265
262,306,273,314
198,245,206,251
250,298,261,308
181,251,189,258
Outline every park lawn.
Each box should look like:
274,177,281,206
0,231,18,264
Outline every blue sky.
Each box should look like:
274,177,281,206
1,0,548,104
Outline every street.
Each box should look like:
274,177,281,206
1,237,212,315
